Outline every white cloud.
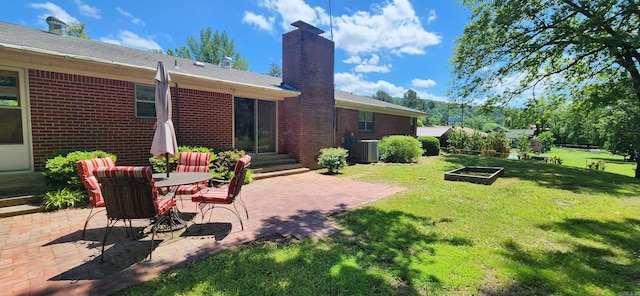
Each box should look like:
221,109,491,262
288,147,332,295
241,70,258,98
257,0,330,30
412,78,436,88
75,0,100,19
116,7,145,26
353,54,391,73
332,0,441,56
242,11,275,33
335,72,406,97
99,31,161,51
426,9,436,23
335,72,447,102
342,56,361,64
29,2,78,24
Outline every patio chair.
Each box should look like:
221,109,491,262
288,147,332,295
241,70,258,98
94,166,176,263
75,157,116,237
191,155,251,231
174,152,211,205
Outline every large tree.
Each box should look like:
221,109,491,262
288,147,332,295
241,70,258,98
167,27,249,70
450,0,640,178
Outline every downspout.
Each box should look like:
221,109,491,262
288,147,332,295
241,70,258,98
174,82,179,140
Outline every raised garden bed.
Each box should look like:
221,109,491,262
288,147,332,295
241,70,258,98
444,166,504,185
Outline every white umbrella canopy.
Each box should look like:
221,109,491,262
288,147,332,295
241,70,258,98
150,61,178,177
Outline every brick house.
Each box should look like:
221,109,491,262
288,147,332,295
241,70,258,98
0,19,425,173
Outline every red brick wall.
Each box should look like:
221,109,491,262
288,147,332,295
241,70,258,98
335,108,416,160
281,24,335,168
28,70,232,170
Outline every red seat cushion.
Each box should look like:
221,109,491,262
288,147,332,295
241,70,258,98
156,198,177,216
176,184,203,195
191,188,231,203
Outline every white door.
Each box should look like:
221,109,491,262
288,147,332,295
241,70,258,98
0,67,31,171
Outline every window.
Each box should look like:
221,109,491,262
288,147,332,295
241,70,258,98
358,111,374,131
135,84,156,118
0,70,19,107
409,117,415,132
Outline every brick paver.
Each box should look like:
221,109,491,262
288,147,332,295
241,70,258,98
0,172,405,296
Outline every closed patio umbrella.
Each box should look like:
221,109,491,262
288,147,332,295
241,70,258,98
150,61,178,177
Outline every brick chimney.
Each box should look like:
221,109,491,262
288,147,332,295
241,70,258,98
280,21,335,169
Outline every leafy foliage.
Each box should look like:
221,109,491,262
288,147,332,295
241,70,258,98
481,130,511,156
318,147,348,174
379,135,423,163
65,22,89,39
42,188,86,211
42,150,117,191
417,136,440,156
516,133,532,159
451,0,640,178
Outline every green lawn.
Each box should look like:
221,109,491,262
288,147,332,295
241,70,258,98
117,154,640,295
541,147,637,177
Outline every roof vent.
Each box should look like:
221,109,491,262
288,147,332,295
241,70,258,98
221,56,232,69
193,61,205,67
46,16,67,36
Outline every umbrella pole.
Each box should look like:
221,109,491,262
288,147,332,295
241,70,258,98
166,152,170,178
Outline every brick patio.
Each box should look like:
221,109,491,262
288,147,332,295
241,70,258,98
0,172,405,296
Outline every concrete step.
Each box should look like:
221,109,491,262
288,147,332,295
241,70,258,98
252,167,310,180
0,172,47,197
251,163,305,174
0,195,42,208
0,204,44,218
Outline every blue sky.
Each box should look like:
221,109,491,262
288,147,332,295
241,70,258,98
1,0,470,102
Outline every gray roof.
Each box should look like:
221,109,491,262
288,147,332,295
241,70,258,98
505,129,535,139
0,20,425,117
0,21,293,94
335,90,427,117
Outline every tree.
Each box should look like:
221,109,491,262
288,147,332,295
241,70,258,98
167,28,249,70
188,28,248,70
267,63,282,77
65,22,89,39
402,89,420,109
372,90,395,103
166,46,192,60
451,0,640,178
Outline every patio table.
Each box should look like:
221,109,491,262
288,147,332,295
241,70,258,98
153,172,212,231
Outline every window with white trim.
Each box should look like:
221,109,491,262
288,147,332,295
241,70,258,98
135,84,156,118
358,111,374,131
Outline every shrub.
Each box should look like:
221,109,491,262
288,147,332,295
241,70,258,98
318,147,348,174
516,133,532,159
417,136,440,156
379,135,423,163
42,150,117,191
447,129,468,151
587,160,606,171
549,156,563,165
468,131,485,151
210,149,244,179
42,188,86,211
482,130,510,157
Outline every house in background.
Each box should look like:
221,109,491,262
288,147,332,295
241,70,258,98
417,126,486,148
0,18,424,173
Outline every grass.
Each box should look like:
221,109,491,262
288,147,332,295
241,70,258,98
116,154,640,295
541,147,637,177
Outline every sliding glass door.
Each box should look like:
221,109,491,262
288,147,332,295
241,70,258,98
234,98,276,153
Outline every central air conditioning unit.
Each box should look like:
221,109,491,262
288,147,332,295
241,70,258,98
357,140,379,163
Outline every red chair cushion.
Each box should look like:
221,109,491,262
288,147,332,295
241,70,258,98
191,188,231,203
176,184,203,195
175,152,210,173
76,158,116,207
156,198,177,216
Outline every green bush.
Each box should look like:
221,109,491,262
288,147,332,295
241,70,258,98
417,136,440,156
481,130,510,157
379,135,423,163
42,188,86,211
318,147,348,174
549,156,563,165
447,129,469,151
212,149,245,180
42,150,117,191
